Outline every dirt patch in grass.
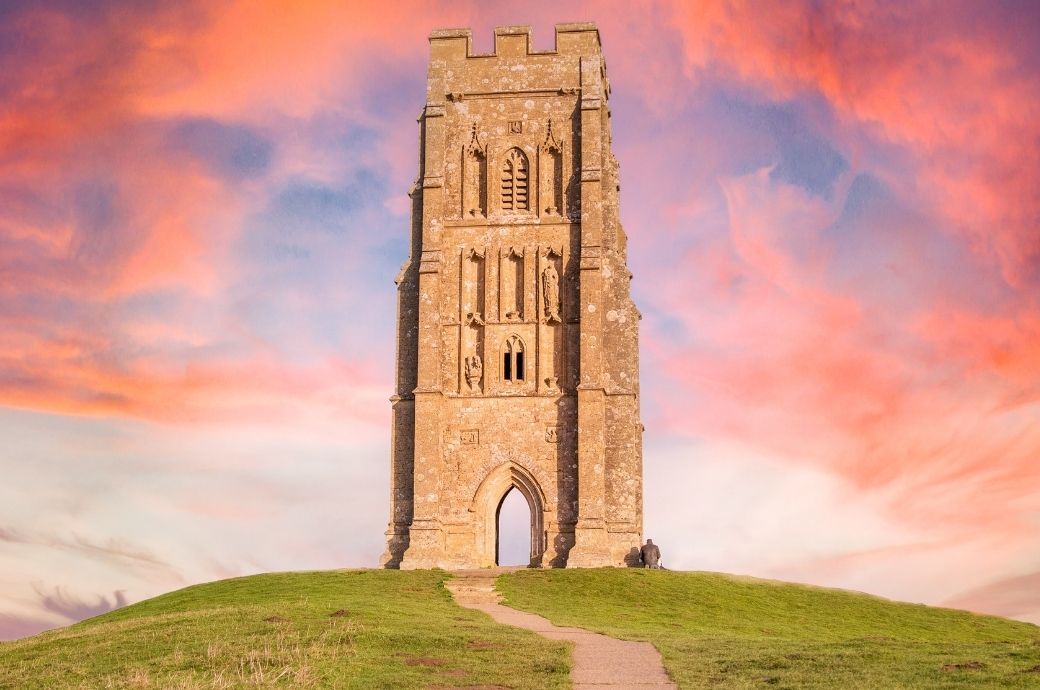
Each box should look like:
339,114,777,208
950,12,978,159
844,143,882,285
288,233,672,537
329,609,350,618
262,615,288,623
404,656,447,667
466,639,499,650
941,661,984,671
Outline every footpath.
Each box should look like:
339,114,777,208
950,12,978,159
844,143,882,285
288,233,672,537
445,569,676,689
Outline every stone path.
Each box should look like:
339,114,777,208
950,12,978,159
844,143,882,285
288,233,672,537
446,570,676,689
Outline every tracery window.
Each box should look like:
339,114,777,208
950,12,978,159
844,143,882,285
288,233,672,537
501,148,529,212
502,334,525,383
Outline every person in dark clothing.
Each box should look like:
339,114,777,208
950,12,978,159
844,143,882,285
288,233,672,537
640,538,661,569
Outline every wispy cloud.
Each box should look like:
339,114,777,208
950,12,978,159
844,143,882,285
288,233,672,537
0,0,1037,637
33,585,128,622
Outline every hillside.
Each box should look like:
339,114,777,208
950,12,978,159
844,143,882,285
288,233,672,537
2,568,1038,689
499,569,1040,688
0,570,567,689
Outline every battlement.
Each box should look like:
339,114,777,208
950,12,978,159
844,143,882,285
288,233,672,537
429,23,601,60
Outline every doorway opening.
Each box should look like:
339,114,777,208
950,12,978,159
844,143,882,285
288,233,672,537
496,487,531,566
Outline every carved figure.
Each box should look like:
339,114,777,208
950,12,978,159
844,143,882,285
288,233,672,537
640,539,661,569
464,354,483,391
542,263,561,323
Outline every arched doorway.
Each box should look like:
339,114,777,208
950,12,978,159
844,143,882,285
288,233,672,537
470,461,547,567
496,487,532,566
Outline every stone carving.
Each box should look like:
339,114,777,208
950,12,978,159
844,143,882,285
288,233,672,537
509,120,523,134
545,427,559,443
542,263,561,324
465,312,485,326
544,375,559,392
464,354,483,391
460,429,479,445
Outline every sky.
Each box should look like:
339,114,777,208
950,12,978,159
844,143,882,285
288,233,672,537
1,0,1038,639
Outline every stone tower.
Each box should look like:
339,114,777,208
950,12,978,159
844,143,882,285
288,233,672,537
382,23,642,569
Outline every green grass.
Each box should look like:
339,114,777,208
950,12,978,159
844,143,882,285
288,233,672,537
498,568,1040,689
7,568,1039,689
0,570,568,689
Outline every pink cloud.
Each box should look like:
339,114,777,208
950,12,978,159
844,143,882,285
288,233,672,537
666,0,1040,285
944,571,1040,625
1,0,1038,638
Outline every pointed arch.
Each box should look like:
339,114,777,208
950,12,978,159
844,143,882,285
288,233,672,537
501,147,529,212
502,333,526,382
470,461,547,567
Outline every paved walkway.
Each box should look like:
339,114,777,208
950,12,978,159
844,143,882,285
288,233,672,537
446,569,676,689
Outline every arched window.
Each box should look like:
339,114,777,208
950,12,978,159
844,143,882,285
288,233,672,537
501,148,529,212
502,334,525,383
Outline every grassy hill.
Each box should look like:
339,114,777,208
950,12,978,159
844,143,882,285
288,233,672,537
2,568,1038,689
0,570,567,689
499,569,1040,688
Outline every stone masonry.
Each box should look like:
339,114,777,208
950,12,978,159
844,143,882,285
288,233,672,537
382,23,643,569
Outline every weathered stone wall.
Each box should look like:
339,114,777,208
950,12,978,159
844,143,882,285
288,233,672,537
382,23,642,569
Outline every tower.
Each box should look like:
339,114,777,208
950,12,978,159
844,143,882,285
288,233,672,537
383,23,642,569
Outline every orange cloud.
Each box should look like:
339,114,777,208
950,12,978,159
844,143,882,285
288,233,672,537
1,0,1037,632
0,1,421,425
668,0,1040,286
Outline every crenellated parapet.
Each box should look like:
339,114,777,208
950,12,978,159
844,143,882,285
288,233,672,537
429,23,601,60
425,24,608,107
